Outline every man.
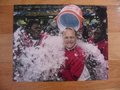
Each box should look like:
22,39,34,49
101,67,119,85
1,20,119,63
94,28,108,60
14,20,47,48
27,21,41,40
13,20,47,81
24,20,46,46
59,27,85,81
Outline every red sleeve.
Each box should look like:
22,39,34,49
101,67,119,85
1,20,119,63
98,41,108,60
103,43,108,60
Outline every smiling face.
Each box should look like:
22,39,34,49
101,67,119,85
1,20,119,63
30,23,41,40
63,28,77,49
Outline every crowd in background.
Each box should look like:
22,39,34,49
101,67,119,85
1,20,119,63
14,5,107,42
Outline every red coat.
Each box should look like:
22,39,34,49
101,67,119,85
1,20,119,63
59,45,85,81
97,39,108,60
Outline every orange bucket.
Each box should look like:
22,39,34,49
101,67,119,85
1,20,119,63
55,4,84,32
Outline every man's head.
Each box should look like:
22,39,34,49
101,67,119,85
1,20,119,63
26,20,41,40
94,28,101,41
62,27,77,49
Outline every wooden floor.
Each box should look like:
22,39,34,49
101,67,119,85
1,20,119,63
0,0,120,90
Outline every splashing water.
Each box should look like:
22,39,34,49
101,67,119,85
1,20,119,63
77,40,108,80
13,29,66,81
13,28,108,82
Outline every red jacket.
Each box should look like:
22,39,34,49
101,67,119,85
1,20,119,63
97,39,108,60
59,45,85,81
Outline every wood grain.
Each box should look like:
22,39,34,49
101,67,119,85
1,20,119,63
0,0,120,5
0,0,120,90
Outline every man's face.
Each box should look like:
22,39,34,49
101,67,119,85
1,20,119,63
63,29,77,49
31,23,41,40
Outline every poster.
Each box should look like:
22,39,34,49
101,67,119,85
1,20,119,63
13,4,108,82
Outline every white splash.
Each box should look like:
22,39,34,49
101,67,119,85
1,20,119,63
13,28,108,81
77,40,108,80
13,30,66,81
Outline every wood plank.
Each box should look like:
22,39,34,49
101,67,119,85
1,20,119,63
0,5,13,34
109,32,120,60
108,6,120,32
0,34,12,63
0,0,120,5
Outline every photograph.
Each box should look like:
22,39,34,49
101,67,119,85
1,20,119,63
13,4,108,82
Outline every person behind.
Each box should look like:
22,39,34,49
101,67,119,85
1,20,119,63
14,20,47,49
58,27,86,81
46,19,59,36
13,20,47,81
25,20,44,42
94,27,108,60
